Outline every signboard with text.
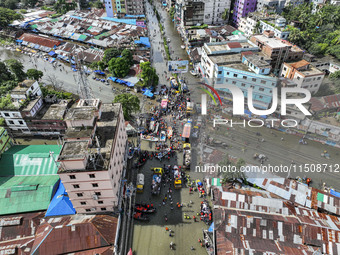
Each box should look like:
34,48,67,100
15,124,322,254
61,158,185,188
168,60,189,73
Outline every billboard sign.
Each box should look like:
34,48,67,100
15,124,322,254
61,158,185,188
168,60,189,73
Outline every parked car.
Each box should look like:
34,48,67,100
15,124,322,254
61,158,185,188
190,70,198,76
167,38,171,43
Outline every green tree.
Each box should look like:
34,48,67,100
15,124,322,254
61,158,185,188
309,43,328,56
169,6,175,20
329,70,340,80
1,0,18,9
0,7,22,27
5,59,26,81
26,69,43,80
219,155,246,184
21,0,38,8
113,93,140,120
121,49,133,65
0,61,12,82
93,0,103,8
103,47,121,64
108,57,130,78
140,62,159,87
221,8,229,21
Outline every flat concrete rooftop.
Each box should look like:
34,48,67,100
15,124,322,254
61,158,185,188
58,140,89,161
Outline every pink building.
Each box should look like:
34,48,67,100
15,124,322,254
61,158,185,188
57,100,127,213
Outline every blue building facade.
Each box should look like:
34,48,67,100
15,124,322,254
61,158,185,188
215,66,278,109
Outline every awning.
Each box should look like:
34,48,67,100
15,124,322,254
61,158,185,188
48,51,56,56
143,90,154,98
34,45,40,49
16,39,23,43
208,222,214,232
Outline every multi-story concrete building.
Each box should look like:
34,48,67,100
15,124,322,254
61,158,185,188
200,40,278,109
175,0,231,27
250,31,304,74
104,0,144,17
284,0,304,6
280,60,325,94
256,0,286,13
57,100,127,214
238,12,290,38
232,0,257,27
259,17,290,39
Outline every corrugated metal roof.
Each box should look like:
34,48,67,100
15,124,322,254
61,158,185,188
0,145,61,176
0,175,59,215
31,215,118,255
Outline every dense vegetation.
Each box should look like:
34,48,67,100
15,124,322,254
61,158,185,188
0,7,22,27
113,93,140,120
282,4,340,60
90,48,133,78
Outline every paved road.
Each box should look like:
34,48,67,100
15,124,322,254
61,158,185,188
0,46,115,103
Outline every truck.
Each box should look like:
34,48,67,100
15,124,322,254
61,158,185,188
182,143,191,170
136,174,144,193
151,168,163,195
161,96,168,110
173,165,182,189
182,121,192,142
186,102,194,114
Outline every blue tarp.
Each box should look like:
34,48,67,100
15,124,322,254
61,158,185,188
101,17,136,25
134,37,151,48
70,15,83,20
330,189,340,198
125,14,145,18
143,89,154,98
109,77,135,87
34,45,40,49
45,181,76,217
16,39,23,43
48,51,56,56
208,222,214,232
94,70,105,75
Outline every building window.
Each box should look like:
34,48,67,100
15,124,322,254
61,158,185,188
9,121,14,125
95,192,101,196
217,78,221,82
233,74,238,77
89,174,95,178
81,202,86,205
101,207,107,211
232,81,236,84
4,113,9,117
259,88,264,91
92,183,99,188
259,96,263,98
317,77,321,80
243,76,247,80
69,175,76,179
73,184,80,189
260,80,266,84
241,83,246,87
218,71,222,74
227,72,230,75
98,201,104,204
297,76,300,80
85,209,91,212
77,193,83,197
19,121,23,125
252,78,256,82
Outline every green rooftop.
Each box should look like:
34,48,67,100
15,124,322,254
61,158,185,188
0,175,59,215
0,145,61,177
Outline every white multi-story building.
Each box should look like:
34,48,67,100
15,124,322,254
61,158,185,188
280,60,325,94
256,0,286,13
238,13,290,39
57,100,127,214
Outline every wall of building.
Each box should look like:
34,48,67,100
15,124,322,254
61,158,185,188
259,21,290,39
0,111,29,132
105,0,115,17
59,170,116,213
215,66,278,109
65,118,95,129
256,0,286,13
59,157,88,171
232,0,257,26
203,0,231,25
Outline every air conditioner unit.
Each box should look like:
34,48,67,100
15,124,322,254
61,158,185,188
93,195,98,200
91,207,96,211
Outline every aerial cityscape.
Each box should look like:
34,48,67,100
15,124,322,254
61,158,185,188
0,0,339,254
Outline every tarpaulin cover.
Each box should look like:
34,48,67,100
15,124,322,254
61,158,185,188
16,39,23,43
94,70,105,75
208,222,214,232
48,51,56,56
134,37,151,48
143,90,154,98
330,189,340,198
45,181,76,217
